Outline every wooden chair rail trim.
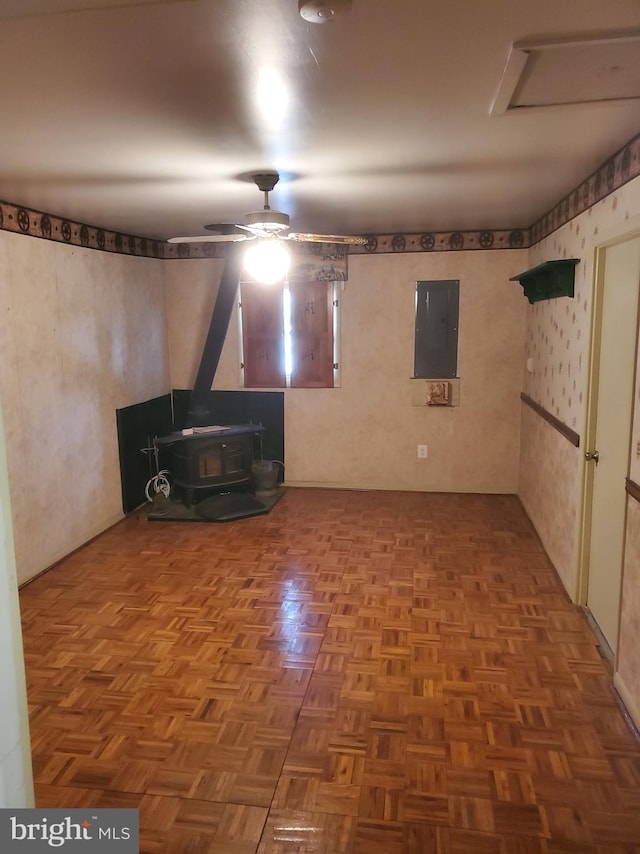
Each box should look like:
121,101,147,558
520,392,581,447
626,477,640,503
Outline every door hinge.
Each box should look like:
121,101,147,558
333,299,339,307
333,362,339,369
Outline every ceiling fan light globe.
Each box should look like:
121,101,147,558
244,240,290,284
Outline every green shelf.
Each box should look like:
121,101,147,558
510,258,579,304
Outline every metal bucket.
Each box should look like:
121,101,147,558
251,460,284,496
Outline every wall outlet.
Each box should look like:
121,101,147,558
417,444,428,459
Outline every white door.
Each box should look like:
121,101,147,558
586,236,640,653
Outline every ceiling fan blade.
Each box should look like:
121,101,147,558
286,232,367,245
167,234,251,244
167,173,368,248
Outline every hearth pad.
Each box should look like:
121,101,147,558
145,488,285,523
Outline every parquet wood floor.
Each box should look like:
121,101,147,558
19,489,640,853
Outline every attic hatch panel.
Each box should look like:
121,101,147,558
491,33,640,114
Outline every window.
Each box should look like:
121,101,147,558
414,279,459,378
240,280,337,388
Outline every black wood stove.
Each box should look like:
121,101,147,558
156,424,265,507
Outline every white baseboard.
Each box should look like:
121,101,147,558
283,479,513,494
18,510,125,587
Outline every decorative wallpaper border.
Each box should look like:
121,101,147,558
521,393,580,448
0,199,165,258
0,132,638,259
530,132,640,245
349,228,529,255
163,241,222,259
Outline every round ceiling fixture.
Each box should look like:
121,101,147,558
298,0,352,24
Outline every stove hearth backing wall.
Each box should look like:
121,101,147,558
116,394,173,514
116,390,284,514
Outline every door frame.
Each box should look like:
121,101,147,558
577,221,640,660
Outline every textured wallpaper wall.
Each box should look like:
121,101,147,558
618,499,640,723
522,267,588,434
0,233,169,583
631,305,640,487
519,173,640,727
519,174,640,595
190,249,528,494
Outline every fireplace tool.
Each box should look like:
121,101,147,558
142,436,172,503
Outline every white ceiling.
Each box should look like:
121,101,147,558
0,0,639,242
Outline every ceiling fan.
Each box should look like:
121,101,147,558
167,172,367,247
